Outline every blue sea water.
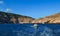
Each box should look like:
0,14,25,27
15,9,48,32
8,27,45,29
0,23,60,36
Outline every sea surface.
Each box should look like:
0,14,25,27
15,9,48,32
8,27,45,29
0,23,60,36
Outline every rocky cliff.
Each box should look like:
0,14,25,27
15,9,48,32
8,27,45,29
1,11,60,24
32,13,60,24
0,11,35,24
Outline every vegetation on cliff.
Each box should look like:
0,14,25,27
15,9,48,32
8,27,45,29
0,11,35,24
1,11,60,24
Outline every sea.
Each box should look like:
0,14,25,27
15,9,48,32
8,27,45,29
0,23,60,36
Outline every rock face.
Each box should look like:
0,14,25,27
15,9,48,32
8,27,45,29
32,13,60,24
0,11,35,24
1,11,60,24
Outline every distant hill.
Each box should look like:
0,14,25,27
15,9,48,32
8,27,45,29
0,11,35,24
32,12,60,24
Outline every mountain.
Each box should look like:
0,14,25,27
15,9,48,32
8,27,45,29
32,12,60,24
0,11,35,24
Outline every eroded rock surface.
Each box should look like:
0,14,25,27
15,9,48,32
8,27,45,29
32,13,60,24
0,11,35,24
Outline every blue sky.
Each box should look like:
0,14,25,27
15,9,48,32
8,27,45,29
0,0,60,18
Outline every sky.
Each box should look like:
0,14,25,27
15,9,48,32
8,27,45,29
0,0,60,18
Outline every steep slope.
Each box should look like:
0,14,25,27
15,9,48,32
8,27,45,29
0,11,35,24
32,13,60,24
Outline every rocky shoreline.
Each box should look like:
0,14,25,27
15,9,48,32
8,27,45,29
0,11,60,24
0,11,35,24
32,13,60,24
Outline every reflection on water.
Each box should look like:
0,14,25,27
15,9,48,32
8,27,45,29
0,24,60,36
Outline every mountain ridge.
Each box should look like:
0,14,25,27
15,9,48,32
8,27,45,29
32,12,60,24
0,11,35,24
0,11,60,24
